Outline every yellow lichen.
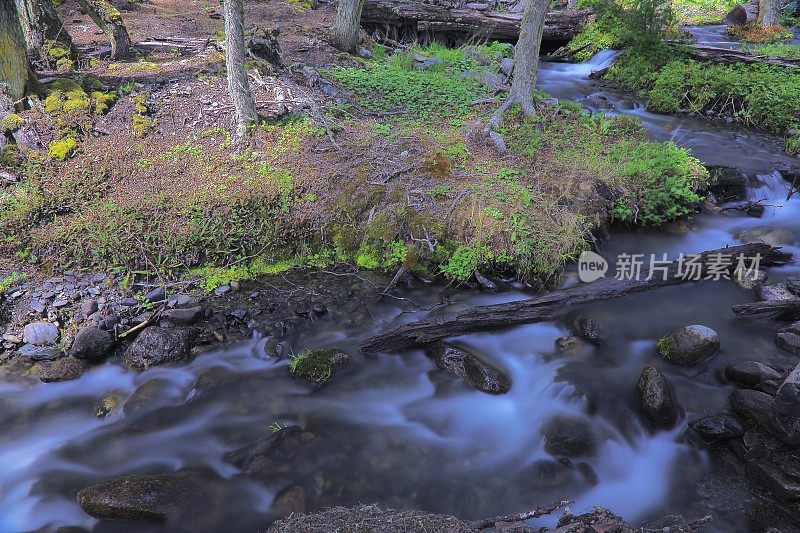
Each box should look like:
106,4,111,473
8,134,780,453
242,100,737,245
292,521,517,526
91,90,117,114
133,114,154,137
48,137,79,161
0,113,25,133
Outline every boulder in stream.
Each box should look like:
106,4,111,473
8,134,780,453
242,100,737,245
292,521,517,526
68,326,115,360
724,361,782,389
428,342,511,395
636,366,679,430
542,415,597,458
124,327,190,371
689,413,745,440
774,362,800,416
39,357,86,382
568,316,605,346
225,425,315,481
735,226,795,247
657,325,720,365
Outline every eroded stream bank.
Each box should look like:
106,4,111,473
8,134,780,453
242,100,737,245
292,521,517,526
2,43,800,532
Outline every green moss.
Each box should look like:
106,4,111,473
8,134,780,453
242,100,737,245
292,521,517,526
48,137,79,161
0,113,24,133
289,348,349,384
44,79,90,114
656,336,675,358
787,135,800,156
91,90,117,114
0,272,25,296
133,114,154,137
190,258,298,291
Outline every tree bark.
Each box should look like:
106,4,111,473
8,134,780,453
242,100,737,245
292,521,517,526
0,0,31,102
330,0,365,52
76,0,132,59
758,0,780,25
223,0,258,140
361,0,589,43
360,243,791,354
511,0,549,116
14,0,76,61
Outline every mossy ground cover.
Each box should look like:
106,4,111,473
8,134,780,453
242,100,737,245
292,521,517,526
2,35,708,288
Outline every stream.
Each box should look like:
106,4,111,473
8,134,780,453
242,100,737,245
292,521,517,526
2,31,800,533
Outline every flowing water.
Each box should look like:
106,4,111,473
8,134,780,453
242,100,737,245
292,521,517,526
2,48,800,532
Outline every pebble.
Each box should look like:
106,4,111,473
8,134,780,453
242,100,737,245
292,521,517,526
23,322,59,346
214,285,230,296
52,299,70,308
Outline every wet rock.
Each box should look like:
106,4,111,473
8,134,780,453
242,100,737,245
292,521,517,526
757,283,795,302
123,378,176,416
530,459,572,489
555,336,589,354
145,287,166,303
124,327,190,371
428,342,511,395
68,326,115,360
577,461,599,486
707,166,748,203
161,306,205,325
775,330,800,355
725,361,782,389
735,226,795,247
636,366,679,429
786,275,800,296
731,430,766,461
689,413,745,440
473,270,498,292
289,347,352,385
568,316,605,346
77,469,226,524
225,425,315,480
270,486,306,517
749,460,800,501
23,322,59,346
19,343,61,361
542,415,597,458
39,357,86,382
733,265,765,290
657,325,720,365
80,299,98,317
730,388,774,427
96,393,123,417
769,412,800,446
774,362,800,416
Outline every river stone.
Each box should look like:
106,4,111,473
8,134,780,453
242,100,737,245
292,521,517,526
568,316,605,346
123,378,176,416
707,167,748,203
542,415,597,458
76,469,227,525
68,326,114,360
775,331,800,355
39,357,86,382
555,336,589,354
749,460,800,501
690,413,745,440
725,361,782,389
636,366,679,429
757,283,795,302
657,325,720,365
19,343,61,361
733,265,765,290
23,322,59,346
124,327,190,371
161,306,205,325
270,486,307,517
429,342,511,395
225,425,315,481
735,226,795,247
775,362,800,416
730,388,774,428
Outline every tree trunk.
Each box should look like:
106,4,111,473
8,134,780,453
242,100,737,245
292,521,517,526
330,0,365,52
511,0,549,116
223,0,258,140
0,0,31,102
14,0,76,61
758,0,780,24
76,0,132,59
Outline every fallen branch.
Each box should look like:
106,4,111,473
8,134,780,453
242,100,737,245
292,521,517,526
671,42,800,69
469,499,573,530
360,243,791,354
732,299,800,317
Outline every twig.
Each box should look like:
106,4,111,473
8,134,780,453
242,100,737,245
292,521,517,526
469,499,573,530
378,267,407,302
119,307,164,338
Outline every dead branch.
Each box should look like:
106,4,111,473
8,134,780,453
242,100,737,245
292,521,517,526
469,499,573,530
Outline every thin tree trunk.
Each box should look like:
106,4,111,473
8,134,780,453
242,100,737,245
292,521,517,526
0,0,31,102
15,0,76,61
758,0,780,25
223,0,258,140
511,0,549,116
330,0,365,52
76,0,132,59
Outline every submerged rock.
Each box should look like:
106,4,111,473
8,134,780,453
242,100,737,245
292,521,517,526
225,425,315,481
568,316,605,346
657,325,720,365
636,366,679,429
530,459,572,489
124,327,190,371
68,326,114,360
689,413,745,440
289,347,351,385
123,378,177,416
542,415,597,458
724,361,782,389
707,167,748,203
39,357,86,383
428,342,511,395
735,226,795,247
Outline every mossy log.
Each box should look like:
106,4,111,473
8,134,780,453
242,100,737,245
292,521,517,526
360,243,792,354
675,42,800,69
361,0,589,44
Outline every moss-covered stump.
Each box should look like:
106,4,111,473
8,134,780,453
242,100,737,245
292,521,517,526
289,348,352,385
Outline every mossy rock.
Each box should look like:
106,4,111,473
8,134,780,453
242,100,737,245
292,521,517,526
657,325,720,365
0,113,24,133
49,137,79,161
289,348,351,385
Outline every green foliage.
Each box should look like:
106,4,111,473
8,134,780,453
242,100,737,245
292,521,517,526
745,43,800,59
671,0,739,24
787,135,800,156
440,245,479,281
0,272,25,296
608,48,800,134
191,258,297,291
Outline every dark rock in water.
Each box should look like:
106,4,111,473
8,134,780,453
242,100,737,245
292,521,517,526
735,226,795,247
748,458,800,501
776,330,800,355
68,327,114,360
123,378,176,416
40,357,86,382
530,459,572,489
473,270,498,292
19,343,61,361
23,322,59,346
577,461,599,486
775,362,800,416
757,283,795,302
428,342,511,395
658,325,720,365
542,415,597,458
786,275,800,296
769,412,800,446
689,413,745,440
270,485,306,517
636,366,679,429
730,388,774,428
731,430,766,461
707,166,748,203
225,426,315,480
124,327,190,371
725,361,782,389
569,316,605,346
290,347,351,385
161,306,205,325
555,336,589,354
77,469,227,525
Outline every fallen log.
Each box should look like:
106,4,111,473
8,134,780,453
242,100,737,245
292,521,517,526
732,299,800,317
362,0,590,44
675,43,800,69
360,243,791,354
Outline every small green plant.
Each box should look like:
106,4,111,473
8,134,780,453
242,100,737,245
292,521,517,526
440,245,479,282
787,135,800,156
0,272,25,296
